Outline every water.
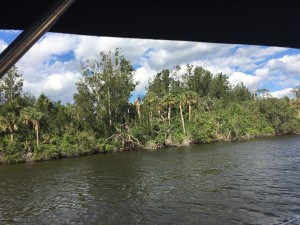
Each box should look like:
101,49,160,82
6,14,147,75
0,135,299,224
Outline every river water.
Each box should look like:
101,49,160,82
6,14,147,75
0,135,299,225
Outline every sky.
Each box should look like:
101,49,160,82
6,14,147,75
0,29,300,104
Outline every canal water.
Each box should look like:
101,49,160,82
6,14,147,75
0,135,299,224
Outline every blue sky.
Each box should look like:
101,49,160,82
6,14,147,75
0,29,300,104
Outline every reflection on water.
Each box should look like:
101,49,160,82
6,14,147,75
0,135,299,224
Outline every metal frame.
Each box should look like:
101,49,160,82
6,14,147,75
0,0,75,78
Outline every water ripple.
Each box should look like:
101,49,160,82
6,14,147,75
0,135,299,224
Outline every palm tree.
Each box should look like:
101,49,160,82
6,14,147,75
291,87,300,118
155,98,165,121
0,113,18,141
185,91,198,122
133,97,141,119
162,93,176,128
144,91,158,125
0,116,13,141
21,107,43,147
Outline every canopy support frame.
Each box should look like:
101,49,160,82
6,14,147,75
0,0,75,78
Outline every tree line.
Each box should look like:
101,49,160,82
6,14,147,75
0,49,299,164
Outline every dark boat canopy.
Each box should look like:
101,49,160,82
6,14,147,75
1,0,300,49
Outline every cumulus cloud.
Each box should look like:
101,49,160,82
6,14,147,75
133,65,158,95
18,33,79,68
266,54,300,75
253,54,300,89
229,72,262,90
74,36,234,70
23,71,80,103
13,33,80,103
1,30,299,103
74,36,154,62
270,88,294,98
147,41,234,71
235,46,288,59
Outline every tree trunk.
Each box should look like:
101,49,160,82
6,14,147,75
137,108,140,118
188,100,191,122
9,126,13,142
179,102,186,135
107,89,112,126
35,124,39,147
253,89,256,100
168,105,171,128
148,104,152,127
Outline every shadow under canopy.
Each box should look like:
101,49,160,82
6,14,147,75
0,0,299,77
1,0,300,48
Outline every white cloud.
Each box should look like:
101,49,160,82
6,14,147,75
74,36,152,62
253,54,300,89
74,36,235,71
18,33,78,68
8,33,80,103
23,71,80,104
236,46,287,59
267,54,300,74
133,65,158,95
270,88,294,98
1,30,299,103
0,29,21,34
0,39,7,52
229,72,262,90
147,41,234,71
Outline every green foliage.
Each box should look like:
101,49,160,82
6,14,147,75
0,140,24,164
147,69,171,98
130,126,147,144
208,73,230,99
231,82,252,102
1,54,300,165
184,66,212,97
99,142,114,153
195,113,218,143
75,131,96,150
0,65,23,103
74,48,138,137
171,129,186,144
59,133,77,157
258,98,300,134
33,145,60,161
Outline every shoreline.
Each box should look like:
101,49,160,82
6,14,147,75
143,133,280,150
1,133,298,166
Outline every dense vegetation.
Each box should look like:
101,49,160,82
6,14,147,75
0,49,300,165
